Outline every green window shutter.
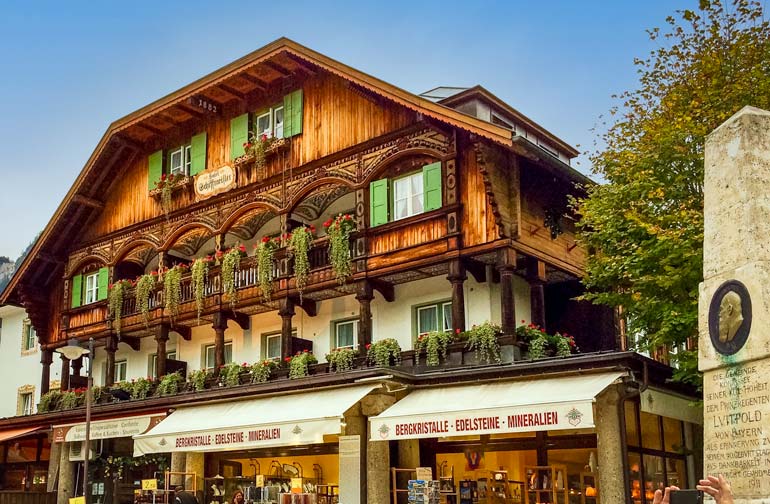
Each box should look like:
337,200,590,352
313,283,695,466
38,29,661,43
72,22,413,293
71,274,83,309
283,89,304,138
190,132,207,176
423,162,442,211
230,113,250,160
97,267,109,301
370,178,389,227
148,150,163,192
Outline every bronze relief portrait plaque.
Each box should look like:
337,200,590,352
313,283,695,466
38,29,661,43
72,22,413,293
708,280,752,355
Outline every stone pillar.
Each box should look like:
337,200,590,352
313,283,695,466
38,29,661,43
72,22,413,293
170,452,186,487
363,393,397,504
60,355,70,391
278,298,295,360
699,106,770,500
212,312,228,370
497,249,517,338
47,441,62,492
185,452,205,498
57,443,75,504
447,260,466,334
356,281,374,349
594,384,625,504
343,404,368,504
397,439,421,469
526,257,547,330
104,336,117,386
40,349,53,395
155,324,169,379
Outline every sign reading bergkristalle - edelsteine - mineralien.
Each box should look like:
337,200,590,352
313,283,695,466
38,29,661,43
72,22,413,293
700,106,770,502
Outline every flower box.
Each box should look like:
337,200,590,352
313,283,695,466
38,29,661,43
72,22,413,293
233,138,288,170
149,175,193,197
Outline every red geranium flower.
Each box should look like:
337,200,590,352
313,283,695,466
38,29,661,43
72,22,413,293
284,357,291,362
323,218,333,228
238,244,246,252
161,173,167,181
261,236,270,243
455,328,461,334
365,343,371,349
151,270,158,276
261,134,268,142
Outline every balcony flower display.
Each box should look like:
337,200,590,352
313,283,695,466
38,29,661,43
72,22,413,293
191,256,213,323
107,279,132,336
325,347,358,373
243,132,285,177
250,360,276,384
219,362,246,387
154,371,184,396
516,322,578,359
414,330,453,366
255,236,278,302
163,263,188,323
221,245,247,309
366,338,402,367
288,225,315,302
287,350,318,379
153,173,185,218
324,213,355,284
463,322,502,364
136,273,158,327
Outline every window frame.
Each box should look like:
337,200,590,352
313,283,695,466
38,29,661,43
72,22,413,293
84,272,99,305
203,342,233,371
169,143,192,177
414,300,453,337
149,351,177,377
114,360,128,383
256,111,272,138
22,320,36,352
262,332,283,361
273,106,284,138
20,392,34,415
332,318,358,350
392,171,425,221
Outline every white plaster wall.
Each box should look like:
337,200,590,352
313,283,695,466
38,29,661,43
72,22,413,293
0,305,61,417
88,272,533,381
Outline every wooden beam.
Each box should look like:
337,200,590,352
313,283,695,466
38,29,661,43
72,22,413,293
293,297,317,317
172,325,192,341
176,103,205,118
228,311,250,330
71,194,104,210
283,53,318,75
239,73,268,91
136,123,164,137
464,258,487,283
263,61,292,77
118,335,141,351
218,83,246,100
370,279,395,302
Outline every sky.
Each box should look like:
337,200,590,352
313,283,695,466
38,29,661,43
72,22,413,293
0,0,692,259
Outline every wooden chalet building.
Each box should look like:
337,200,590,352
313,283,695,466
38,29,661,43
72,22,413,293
0,39,700,504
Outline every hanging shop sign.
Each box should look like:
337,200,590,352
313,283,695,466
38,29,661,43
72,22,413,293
54,414,165,443
195,165,236,201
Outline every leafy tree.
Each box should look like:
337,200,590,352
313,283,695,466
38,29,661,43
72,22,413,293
574,0,770,388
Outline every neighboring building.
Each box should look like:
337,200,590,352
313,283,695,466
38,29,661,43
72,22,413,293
0,38,700,504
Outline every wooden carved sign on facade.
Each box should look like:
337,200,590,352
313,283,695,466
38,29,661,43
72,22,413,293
195,165,236,201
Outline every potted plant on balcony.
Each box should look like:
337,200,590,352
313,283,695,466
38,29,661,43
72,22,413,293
324,213,355,284
288,225,315,302
153,173,186,219
366,338,402,367
221,245,247,309
255,236,278,302
136,272,158,327
130,377,154,399
108,279,132,336
219,362,247,387
38,390,63,413
155,371,184,397
414,331,453,366
163,264,187,323
242,132,287,178
250,360,276,384
188,369,211,392
326,347,358,372
287,350,318,379
191,256,212,323
463,322,503,365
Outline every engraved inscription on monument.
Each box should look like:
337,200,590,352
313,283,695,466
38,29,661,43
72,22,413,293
708,280,752,356
703,359,770,497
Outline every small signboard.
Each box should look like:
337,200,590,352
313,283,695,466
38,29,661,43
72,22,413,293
291,478,303,491
141,479,158,491
195,165,236,201
69,497,85,504
416,467,433,481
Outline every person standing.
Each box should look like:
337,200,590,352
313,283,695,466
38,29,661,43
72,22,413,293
174,486,199,504
230,490,245,504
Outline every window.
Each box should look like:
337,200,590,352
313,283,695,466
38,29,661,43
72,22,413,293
264,333,282,361
256,111,272,138
393,172,425,220
149,351,177,377
333,319,358,349
204,342,232,370
22,321,36,351
169,144,192,176
84,272,99,305
20,392,33,416
273,107,284,138
114,360,127,383
416,301,452,336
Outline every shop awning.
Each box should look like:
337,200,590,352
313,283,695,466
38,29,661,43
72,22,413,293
53,413,166,443
0,426,46,443
133,385,377,456
369,372,625,441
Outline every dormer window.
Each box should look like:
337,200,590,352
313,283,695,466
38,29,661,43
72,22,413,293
169,144,192,177
229,89,303,160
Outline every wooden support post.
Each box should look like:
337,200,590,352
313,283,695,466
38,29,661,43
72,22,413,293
60,354,70,391
497,249,517,339
447,260,467,334
71,356,83,377
278,298,295,360
356,281,374,349
40,349,53,395
155,324,170,379
526,257,547,330
212,312,228,371
105,335,117,386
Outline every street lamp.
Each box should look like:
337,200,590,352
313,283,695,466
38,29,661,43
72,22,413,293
57,337,94,503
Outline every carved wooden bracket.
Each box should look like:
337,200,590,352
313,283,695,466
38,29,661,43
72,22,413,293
118,335,141,351
370,279,395,303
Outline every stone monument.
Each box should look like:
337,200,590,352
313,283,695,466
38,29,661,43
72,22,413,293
700,106,770,503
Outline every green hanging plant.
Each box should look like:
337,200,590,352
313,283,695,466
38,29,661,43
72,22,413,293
60,390,81,410
130,377,154,399
107,280,131,336
155,372,184,396
324,213,355,284
325,347,358,372
135,273,158,327
221,245,246,309
38,390,62,413
527,335,549,360
255,237,278,302
366,338,402,367
191,257,211,323
220,362,247,387
188,369,210,392
163,264,186,323
250,360,276,384
463,322,502,364
287,351,318,379
153,173,184,219
414,331,453,366
288,225,315,302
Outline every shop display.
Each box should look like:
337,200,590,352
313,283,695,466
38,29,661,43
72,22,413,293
580,472,598,504
408,480,441,504
524,465,568,504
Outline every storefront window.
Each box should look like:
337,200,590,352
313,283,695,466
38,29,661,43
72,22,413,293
639,412,662,450
629,452,642,504
662,416,683,452
625,400,640,446
643,454,666,500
